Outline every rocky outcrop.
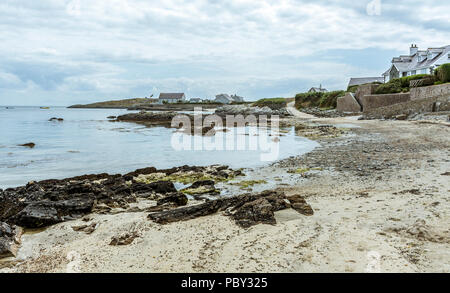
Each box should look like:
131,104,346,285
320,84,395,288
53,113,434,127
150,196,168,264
18,143,35,148
215,105,291,118
0,222,23,259
148,190,313,228
0,165,240,229
181,180,218,196
49,117,64,122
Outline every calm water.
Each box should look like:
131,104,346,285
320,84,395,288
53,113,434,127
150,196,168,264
0,107,319,189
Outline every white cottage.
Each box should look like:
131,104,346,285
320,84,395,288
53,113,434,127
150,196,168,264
158,93,186,104
383,44,450,82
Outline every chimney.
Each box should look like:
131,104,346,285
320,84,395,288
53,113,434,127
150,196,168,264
410,44,418,56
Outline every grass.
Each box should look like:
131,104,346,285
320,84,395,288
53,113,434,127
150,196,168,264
295,90,345,109
253,98,287,109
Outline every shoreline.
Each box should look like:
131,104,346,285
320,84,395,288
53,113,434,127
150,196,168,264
1,114,449,273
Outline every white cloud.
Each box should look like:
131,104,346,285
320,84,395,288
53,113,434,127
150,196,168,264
0,0,449,104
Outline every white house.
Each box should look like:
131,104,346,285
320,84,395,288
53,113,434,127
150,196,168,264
383,44,450,82
214,94,245,104
214,94,231,104
158,93,186,104
308,84,328,93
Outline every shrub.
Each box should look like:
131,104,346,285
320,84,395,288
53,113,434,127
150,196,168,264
374,78,403,94
435,63,450,83
253,98,287,109
398,74,428,87
319,90,346,108
295,91,345,109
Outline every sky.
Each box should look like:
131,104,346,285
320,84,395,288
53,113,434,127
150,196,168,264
0,0,449,106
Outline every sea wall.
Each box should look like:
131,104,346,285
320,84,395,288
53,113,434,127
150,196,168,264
410,83,450,100
361,93,411,112
336,93,362,112
363,93,450,119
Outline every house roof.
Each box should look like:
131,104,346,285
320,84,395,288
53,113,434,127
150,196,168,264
348,77,384,88
159,93,185,99
309,87,328,92
385,45,450,75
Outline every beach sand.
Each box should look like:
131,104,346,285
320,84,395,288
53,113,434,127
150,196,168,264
1,116,449,273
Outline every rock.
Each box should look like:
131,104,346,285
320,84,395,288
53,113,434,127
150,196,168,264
395,114,408,120
49,117,64,122
109,232,139,246
215,105,291,118
0,222,23,259
157,192,188,206
287,195,314,216
10,198,94,228
18,142,35,148
148,190,312,228
231,198,276,228
132,181,177,195
181,180,218,195
72,223,97,234
107,116,117,119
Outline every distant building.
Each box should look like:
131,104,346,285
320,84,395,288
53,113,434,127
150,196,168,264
383,44,450,82
214,94,245,104
190,98,201,103
308,85,328,93
214,94,232,104
230,94,244,103
347,77,385,89
158,93,186,104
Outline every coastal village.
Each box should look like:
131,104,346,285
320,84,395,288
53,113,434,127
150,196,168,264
1,43,449,273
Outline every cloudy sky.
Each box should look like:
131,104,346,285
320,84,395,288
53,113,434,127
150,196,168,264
0,0,449,106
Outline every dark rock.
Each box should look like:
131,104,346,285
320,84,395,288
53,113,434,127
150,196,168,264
10,198,94,228
157,192,188,206
232,198,276,228
148,190,312,228
109,232,139,246
287,195,314,216
0,222,23,259
131,181,177,195
49,117,64,122
18,143,35,148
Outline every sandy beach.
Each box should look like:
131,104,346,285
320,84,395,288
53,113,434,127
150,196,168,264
2,114,449,273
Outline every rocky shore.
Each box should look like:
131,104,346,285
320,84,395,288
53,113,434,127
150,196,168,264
215,104,291,118
1,109,449,273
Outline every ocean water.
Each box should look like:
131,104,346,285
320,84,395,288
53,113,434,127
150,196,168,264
0,106,319,189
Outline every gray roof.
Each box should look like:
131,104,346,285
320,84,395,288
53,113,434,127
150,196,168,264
159,93,185,100
348,77,384,88
386,45,450,74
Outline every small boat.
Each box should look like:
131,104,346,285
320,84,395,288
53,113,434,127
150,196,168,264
5,107,14,109
40,107,50,109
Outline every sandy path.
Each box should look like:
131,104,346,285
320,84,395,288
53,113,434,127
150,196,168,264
286,101,316,119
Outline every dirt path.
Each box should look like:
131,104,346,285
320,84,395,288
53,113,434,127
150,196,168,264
286,101,316,119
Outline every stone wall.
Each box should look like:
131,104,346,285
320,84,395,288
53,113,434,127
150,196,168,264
363,94,450,119
410,83,450,100
361,93,411,112
336,93,362,112
355,84,379,105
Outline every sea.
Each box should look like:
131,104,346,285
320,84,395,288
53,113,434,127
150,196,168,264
0,106,319,189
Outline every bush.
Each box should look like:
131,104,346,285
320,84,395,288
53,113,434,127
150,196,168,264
295,91,345,109
435,63,450,83
253,98,287,109
374,78,403,94
398,74,428,87
319,90,346,108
